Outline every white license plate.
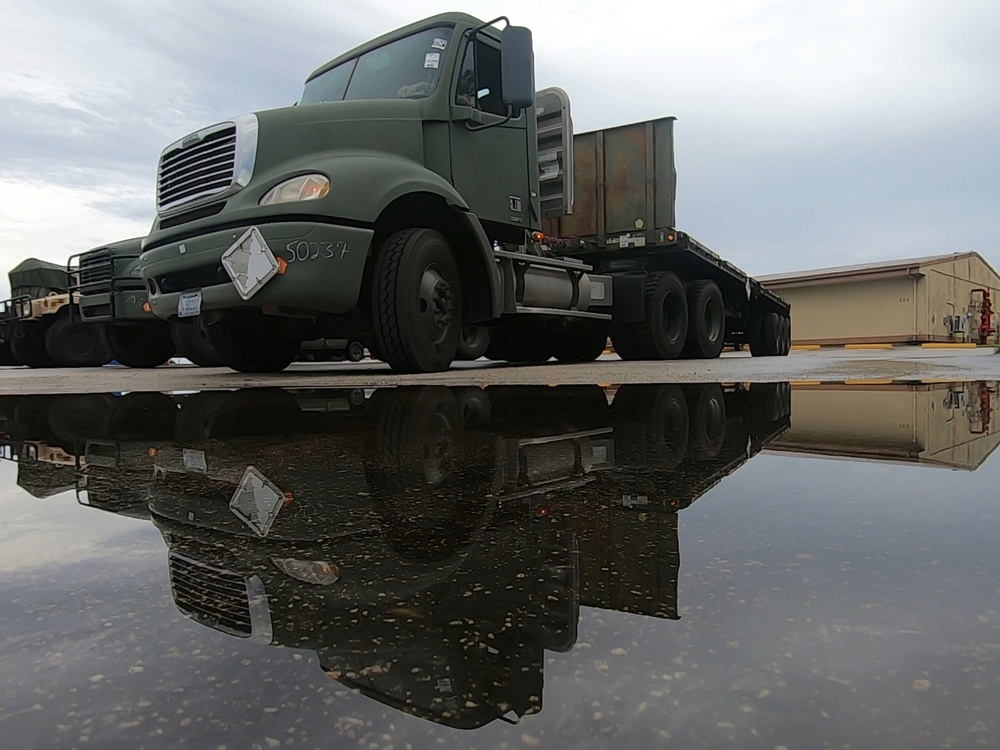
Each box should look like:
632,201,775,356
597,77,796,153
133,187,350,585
221,226,279,300
177,291,202,318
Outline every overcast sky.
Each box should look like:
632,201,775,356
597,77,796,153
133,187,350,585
1,0,997,296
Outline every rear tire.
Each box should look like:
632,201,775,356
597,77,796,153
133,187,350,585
681,280,725,359
686,383,727,457
44,314,111,367
551,322,608,363
749,312,782,357
486,325,551,363
611,325,644,361
204,310,300,373
10,323,56,368
373,228,461,373
633,272,689,360
612,384,690,470
457,325,490,360
107,323,174,368
0,340,18,365
171,319,223,367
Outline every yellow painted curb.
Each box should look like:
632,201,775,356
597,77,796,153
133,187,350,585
844,378,894,385
844,344,894,350
790,345,821,351
920,343,979,349
789,380,822,386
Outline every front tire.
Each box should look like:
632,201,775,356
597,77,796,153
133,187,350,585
44,314,111,367
373,228,461,373
204,310,300,373
171,319,223,367
107,322,174,368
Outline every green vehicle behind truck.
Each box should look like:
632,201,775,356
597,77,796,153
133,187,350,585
73,238,222,367
139,12,790,374
0,258,111,368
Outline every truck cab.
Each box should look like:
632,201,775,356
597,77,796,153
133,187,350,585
139,14,592,373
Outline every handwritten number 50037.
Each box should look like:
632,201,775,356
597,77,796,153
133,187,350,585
284,241,349,262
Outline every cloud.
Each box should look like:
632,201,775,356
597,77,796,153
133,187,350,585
0,0,997,280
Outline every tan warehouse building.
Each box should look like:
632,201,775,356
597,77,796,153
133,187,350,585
758,252,1000,346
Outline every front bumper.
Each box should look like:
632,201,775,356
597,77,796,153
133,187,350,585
79,289,154,323
141,221,373,320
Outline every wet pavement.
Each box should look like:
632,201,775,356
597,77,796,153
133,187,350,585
1,382,998,748
0,347,999,394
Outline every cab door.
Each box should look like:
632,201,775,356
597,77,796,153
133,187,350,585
449,35,531,231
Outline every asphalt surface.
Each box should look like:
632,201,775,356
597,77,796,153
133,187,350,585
0,347,997,394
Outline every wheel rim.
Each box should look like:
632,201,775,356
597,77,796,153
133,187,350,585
705,297,724,342
67,327,97,357
462,326,485,349
660,290,685,344
417,263,455,345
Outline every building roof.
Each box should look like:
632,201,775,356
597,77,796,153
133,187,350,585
758,251,998,287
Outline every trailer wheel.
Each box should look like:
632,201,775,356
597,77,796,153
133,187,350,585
107,322,173,368
44,314,111,367
780,315,791,355
171,319,223,367
205,310,300,373
551,322,609,362
613,383,689,470
749,312,781,356
373,228,461,373
681,280,725,359
764,312,782,356
457,325,490,360
686,383,727,458
634,272,688,359
10,324,56,368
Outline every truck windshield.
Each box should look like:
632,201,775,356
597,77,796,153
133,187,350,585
300,27,454,105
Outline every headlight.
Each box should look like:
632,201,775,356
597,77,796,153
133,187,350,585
259,174,330,206
271,557,340,585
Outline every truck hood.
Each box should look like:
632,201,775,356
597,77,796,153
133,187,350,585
251,99,426,180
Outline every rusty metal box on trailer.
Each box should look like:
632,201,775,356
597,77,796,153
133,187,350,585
542,117,677,241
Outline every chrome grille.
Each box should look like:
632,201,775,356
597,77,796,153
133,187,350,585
157,124,237,213
78,249,114,289
168,552,252,637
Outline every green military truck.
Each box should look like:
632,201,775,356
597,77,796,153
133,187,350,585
138,12,790,373
74,238,363,367
0,258,111,368
73,238,221,367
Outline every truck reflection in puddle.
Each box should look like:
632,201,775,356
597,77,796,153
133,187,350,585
0,383,790,728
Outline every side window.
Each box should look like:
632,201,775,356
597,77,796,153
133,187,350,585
455,38,506,116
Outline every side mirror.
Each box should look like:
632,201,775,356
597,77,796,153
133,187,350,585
501,26,535,114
